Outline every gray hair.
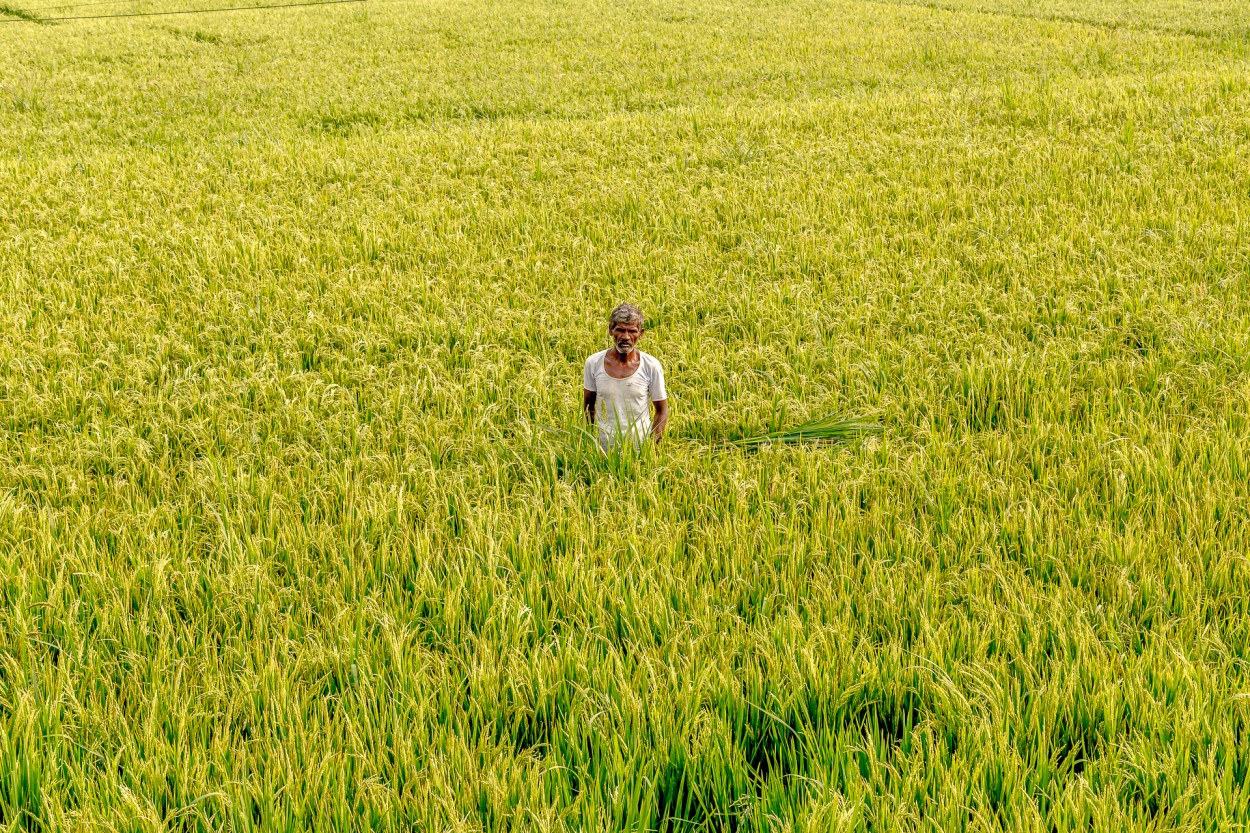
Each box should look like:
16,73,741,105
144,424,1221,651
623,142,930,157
609,303,644,329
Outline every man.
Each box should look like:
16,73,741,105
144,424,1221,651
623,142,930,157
583,303,669,451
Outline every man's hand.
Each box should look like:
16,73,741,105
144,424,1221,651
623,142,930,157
583,389,597,426
651,399,669,441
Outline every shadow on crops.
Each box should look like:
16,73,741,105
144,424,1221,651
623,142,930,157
645,675,939,831
305,109,383,137
162,26,223,45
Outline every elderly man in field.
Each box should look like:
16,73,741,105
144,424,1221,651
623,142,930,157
583,303,669,451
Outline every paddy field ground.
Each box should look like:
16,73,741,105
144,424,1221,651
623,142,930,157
2,0,1249,829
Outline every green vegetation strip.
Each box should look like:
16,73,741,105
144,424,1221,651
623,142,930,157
0,3,43,20
728,414,884,448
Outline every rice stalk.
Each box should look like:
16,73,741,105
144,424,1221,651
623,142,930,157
725,413,883,449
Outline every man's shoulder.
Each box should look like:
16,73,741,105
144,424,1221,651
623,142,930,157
585,349,608,367
638,351,664,370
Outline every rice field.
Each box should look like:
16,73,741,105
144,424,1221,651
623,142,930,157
2,0,1249,829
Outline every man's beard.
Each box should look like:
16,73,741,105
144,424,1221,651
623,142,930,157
616,341,635,353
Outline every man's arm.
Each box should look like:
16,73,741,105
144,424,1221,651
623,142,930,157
651,399,669,441
583,389,597,425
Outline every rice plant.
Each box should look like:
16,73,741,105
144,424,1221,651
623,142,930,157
1,0,1249,829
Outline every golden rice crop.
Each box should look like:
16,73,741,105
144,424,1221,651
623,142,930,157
1,0,1249,829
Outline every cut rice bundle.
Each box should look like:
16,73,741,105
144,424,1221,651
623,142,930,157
727,414,883,448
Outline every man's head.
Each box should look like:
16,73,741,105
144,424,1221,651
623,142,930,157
608,303,644,357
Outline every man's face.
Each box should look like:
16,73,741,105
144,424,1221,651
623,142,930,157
609,320,643,355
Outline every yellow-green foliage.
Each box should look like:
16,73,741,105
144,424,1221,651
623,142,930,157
2,0,1249,829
